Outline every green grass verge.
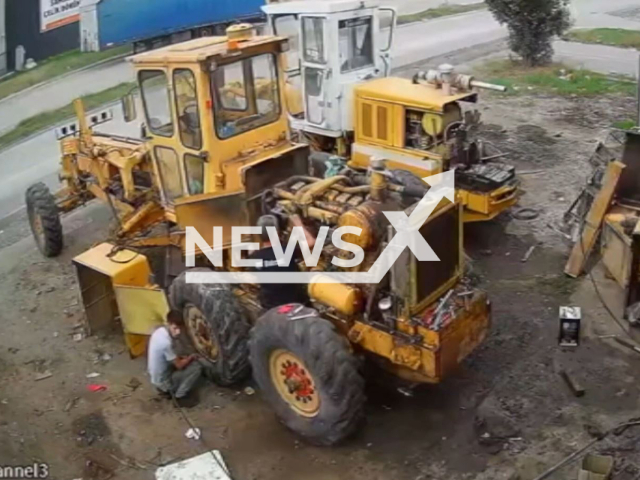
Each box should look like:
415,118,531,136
0,46,131,101
398,2,486,25
566,28,640,49
613,119,638,130
0,82,135,152
475,60,636,97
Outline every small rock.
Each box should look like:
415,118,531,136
244,386,256,396
45,286,55,293
53,332,59,338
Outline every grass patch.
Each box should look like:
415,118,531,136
475,60,636,97
0,82,135,151
566,28,640,49
0,46,131,101
613,119,638,130
398,2,486,25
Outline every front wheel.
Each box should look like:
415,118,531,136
250,307,365,445
25,183,63,257
169,269,251,386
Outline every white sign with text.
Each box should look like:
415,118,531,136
40,0,80,32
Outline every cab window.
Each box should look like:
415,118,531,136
339,17,374,73
154,147,183,202
302,17,325,64
273,14,301,72
212,53,280,139
140,70,174,137
184,153,205,195
173,69,202,150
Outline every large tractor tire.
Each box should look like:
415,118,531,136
249,307,365,445
169,269,251,386
25,183,63,257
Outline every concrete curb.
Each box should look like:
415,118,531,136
0,52,130,107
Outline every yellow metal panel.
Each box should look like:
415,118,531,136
348,322,424,371
114,285,169,335
356,98,394,147
73,243,151,287
355,77,476,113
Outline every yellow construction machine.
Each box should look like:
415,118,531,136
263,0,519,222
25,26,490,445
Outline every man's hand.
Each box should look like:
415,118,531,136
291,214,316,249
291,214,303,227
174,354,199,370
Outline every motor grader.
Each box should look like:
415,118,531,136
25,26,490,445
262,0,519,222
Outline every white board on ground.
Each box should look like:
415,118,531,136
155,450,231,480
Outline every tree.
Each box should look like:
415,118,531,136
485,0,572,67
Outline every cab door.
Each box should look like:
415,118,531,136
299,15,334,130
138,67,207,212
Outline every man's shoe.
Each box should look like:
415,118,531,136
156,389,171,400
175,395,199,409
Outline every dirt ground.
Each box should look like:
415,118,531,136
1,91,640,480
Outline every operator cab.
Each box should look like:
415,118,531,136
262,0,396,138
122,27,308,224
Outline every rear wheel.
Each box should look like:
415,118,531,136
169,269,251,386
25,183,63,257
250,308,365,445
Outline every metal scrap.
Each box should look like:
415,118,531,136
559,370,585,397
34,371,53,381
521,245,537,263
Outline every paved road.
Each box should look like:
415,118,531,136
555,41,639,77
0,103,139,220
0,59,133,136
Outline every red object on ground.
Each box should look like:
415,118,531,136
87,384,107,392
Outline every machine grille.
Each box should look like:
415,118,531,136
362,103,373,138
415,205,460,303
376,105,388,141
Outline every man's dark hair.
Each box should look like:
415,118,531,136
257,215,279,242
166,309,185,327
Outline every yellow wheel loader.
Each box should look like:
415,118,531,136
25,26,490,445
263,0,520,223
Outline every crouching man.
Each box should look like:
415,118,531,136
148,310,202,408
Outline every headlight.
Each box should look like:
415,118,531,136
378,297,393,312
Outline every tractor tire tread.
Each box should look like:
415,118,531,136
250,311,365,445
169,268,251,386
25,182,63,257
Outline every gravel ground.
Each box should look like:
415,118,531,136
0,92,639,480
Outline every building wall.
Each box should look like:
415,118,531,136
80,0,100,52
0,0,6,74
5,0,79,71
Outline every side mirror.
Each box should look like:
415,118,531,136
121,94,137,123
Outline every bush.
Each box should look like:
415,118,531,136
486,0,572,66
